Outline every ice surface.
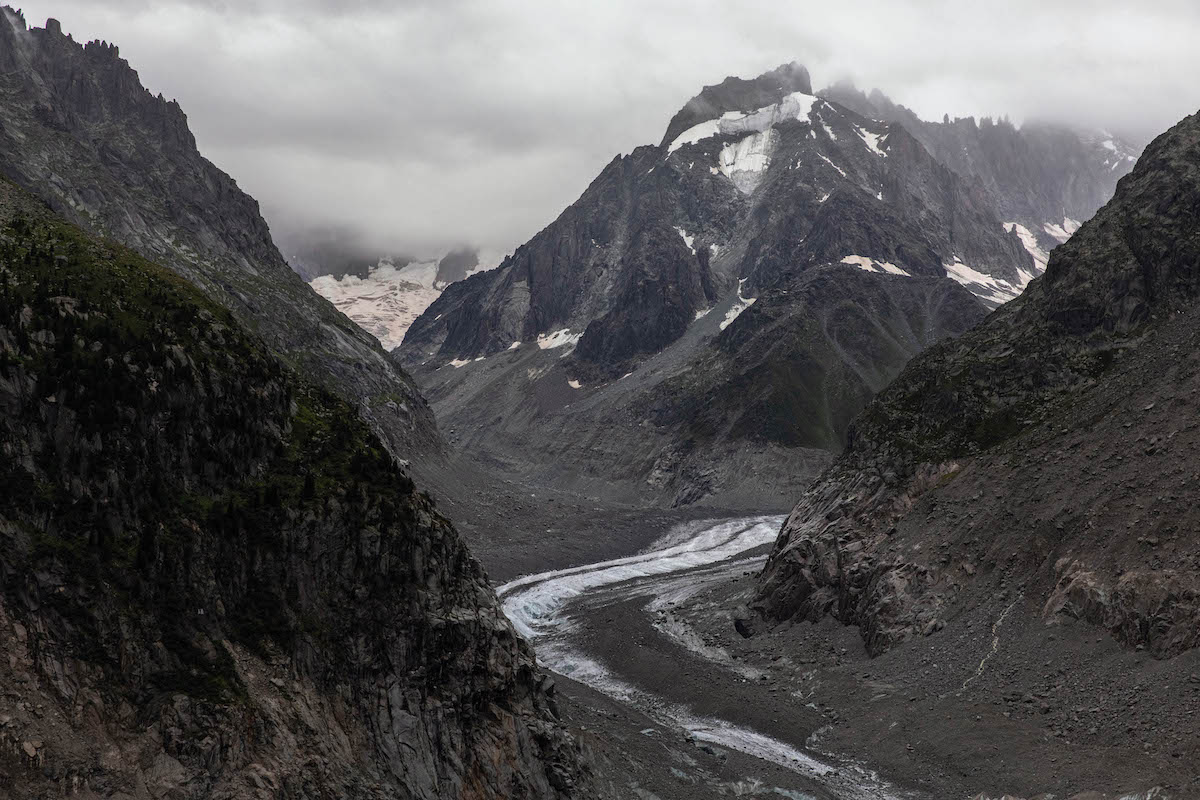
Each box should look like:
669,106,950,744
310,250,502,351
719,130,776,193
310,258,441,350
498,515,782,640
497,515,909,798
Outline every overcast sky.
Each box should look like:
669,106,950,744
13,1,1200,260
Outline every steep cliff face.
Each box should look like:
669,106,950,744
0,182,587,798
0,9,439,458
821,81,1140,258
754,110,1200,660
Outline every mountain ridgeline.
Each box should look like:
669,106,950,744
396,62,1138,507
0,8,439,457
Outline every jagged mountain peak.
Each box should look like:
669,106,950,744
660,61,813,148
0,2,441,456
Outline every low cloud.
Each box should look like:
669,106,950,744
15,0,1200,257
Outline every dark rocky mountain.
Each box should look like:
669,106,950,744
396,62,1133,507
753,108,1200,667
0,179,589,798
821,80,1141,259
0,9,439,457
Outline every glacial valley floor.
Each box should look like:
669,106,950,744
464,501,1199,799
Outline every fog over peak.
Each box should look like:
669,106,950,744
14,0,1200,259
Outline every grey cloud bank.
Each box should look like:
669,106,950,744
11,0,1200,258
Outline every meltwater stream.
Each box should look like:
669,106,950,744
497,516,908,800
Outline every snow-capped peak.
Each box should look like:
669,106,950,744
666,91,820,155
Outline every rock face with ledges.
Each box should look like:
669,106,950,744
0,180,590,799
754,110,1200,661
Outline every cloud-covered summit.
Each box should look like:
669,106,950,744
12,0,1198,258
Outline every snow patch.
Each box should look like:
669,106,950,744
567,379,582,389
944,258,1022,305
841,255,909,276
1003,222,1050,274
508,341,521,350
675,226,696,254
536,328,582,350
816,152,846,178
855,125,887,157
448,358,471,369
720,279,756,331
694,307,712,320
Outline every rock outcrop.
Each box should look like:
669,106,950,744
0,180,589,798
754,109,1200,659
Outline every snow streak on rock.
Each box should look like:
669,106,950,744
944,258,1025,305
720,278,757,331
840,255,909,276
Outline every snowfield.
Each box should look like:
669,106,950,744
310,259,442,350
310,252,499,350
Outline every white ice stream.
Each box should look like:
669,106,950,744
497,516,909,800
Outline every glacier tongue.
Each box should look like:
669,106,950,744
310,259,442,350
